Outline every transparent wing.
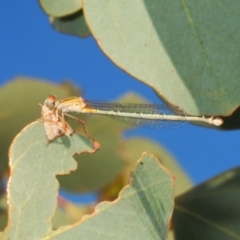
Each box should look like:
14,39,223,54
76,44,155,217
84,100,187,129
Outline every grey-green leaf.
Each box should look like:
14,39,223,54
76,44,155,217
84,0,240,115
39,0,82,17
48,153,174,240
2,122,96,239
173,167,240,240
50,11,91,38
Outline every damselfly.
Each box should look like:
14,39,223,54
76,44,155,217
40,95,223,140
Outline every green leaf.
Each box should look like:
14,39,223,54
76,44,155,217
121,137,192,196
2,122,96,239
47,153,175,240
0,77,79,176
50,11,91,38
84,0,240,115
39,0,82,17
173,167,240,240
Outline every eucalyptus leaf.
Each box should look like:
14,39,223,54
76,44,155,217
121,137,192,196
2,122,96,239
49,153,175,240
50,11,91,37
2,127,174,240
39,0,82,17
173,167,240,240
84,0,240,116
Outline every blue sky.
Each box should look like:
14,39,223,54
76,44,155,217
1,1,239,185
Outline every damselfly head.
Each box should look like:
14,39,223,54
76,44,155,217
44,95,59,110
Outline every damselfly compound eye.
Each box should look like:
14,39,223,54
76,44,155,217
44,95,58,110
48,95,56,101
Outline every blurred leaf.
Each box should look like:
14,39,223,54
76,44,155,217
0,214,7,234
84,1,240,116
0,195,7,232
0,77,79,176
173,167,240,240
2,122,96,239
50,10,91,37
98,174,125,202
52,196,94,229
168,231,176,240
39,0,82,17
48,153,175,240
